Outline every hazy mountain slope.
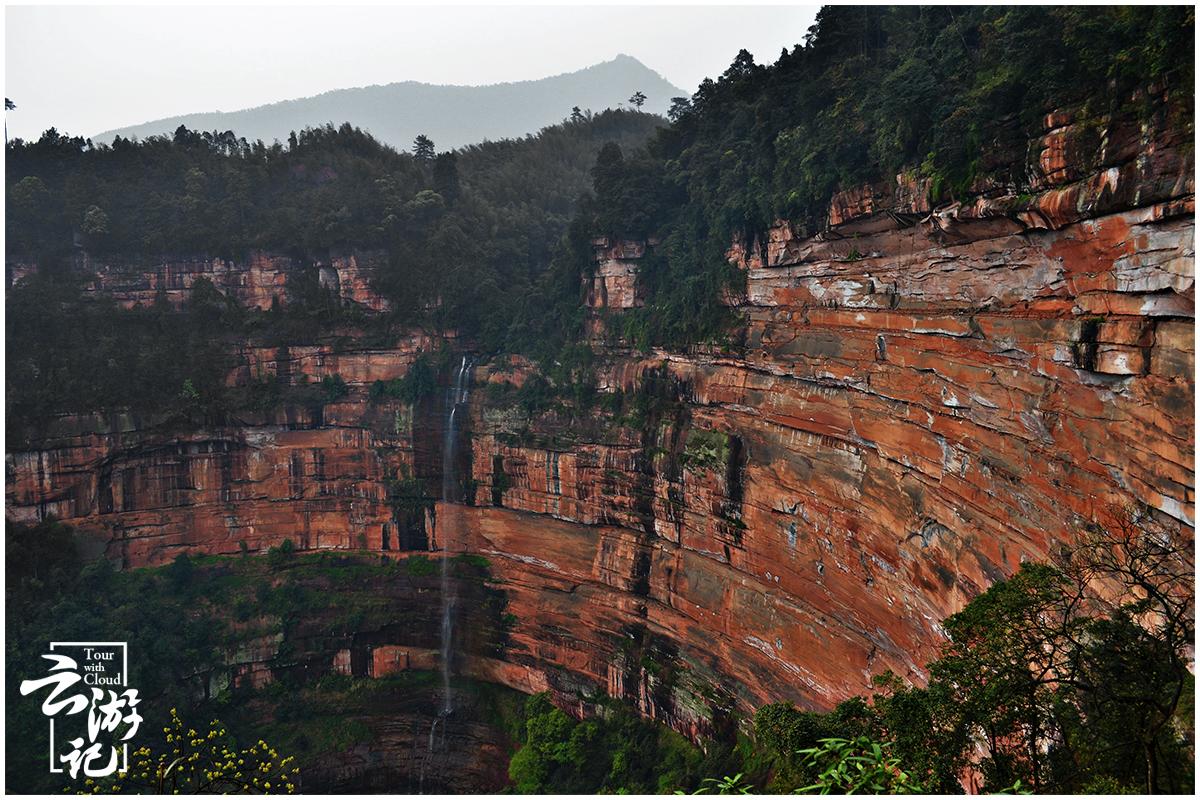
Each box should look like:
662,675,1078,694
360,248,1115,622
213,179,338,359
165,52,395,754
93,54,683,149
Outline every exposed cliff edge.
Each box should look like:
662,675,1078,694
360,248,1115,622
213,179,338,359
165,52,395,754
7,83,1193,752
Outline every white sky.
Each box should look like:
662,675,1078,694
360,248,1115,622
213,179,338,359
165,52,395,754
4,3,820,141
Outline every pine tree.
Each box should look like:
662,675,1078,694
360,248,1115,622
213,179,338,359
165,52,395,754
412,134,435,161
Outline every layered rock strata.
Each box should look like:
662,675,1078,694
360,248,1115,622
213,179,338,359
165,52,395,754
5,249,390,312
6,94,1194,740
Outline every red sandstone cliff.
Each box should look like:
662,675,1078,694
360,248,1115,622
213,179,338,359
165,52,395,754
6,91,1194,739
5,249,391,312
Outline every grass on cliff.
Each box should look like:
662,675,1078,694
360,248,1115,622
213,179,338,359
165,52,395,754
247,673,434,757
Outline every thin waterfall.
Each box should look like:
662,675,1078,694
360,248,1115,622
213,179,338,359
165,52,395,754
437,355,471,718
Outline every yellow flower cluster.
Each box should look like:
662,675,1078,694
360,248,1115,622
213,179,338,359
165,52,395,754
74,709,298,795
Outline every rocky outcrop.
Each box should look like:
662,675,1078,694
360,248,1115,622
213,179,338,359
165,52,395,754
6,249,391,312
464,200,1195,713
455,91,1195,728
586,237,651,309
6,90,1194,746
7,424,393,562
5,334,444,563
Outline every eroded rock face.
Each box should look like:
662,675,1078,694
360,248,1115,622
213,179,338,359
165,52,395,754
300,691,516,794
454,95,1193,732
586,237,649,309
6,249,392,312
6,92,1194,745
5,335,443,564
466,205,1195,716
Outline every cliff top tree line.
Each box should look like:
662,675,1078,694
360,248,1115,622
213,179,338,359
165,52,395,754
6,7,1192,435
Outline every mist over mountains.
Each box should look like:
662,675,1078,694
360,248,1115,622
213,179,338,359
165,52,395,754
93,54,683,149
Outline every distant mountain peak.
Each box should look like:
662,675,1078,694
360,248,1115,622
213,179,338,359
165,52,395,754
94,57,685,150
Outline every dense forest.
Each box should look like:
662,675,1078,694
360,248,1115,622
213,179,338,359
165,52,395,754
5,109,661,441
6,6,1194,437
564,4,1196,349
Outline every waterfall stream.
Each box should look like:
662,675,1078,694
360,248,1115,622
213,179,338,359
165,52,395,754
417,355,472,792
438,355,471,717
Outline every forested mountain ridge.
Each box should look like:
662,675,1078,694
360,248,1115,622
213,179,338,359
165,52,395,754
10,6,1192,369
6,107,663,439
91,54,683,150
552,4,1196,350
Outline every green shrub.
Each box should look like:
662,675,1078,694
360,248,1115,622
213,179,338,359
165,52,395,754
403,555,437,577
267,538,297,568
682,429,730,472
321,373,349,402
796,737,925,794
369,354,439,404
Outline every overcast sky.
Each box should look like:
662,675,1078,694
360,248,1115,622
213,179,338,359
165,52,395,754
4,4,819,142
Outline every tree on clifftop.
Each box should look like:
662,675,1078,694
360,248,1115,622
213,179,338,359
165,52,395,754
667,96,691,122
412,134,435,161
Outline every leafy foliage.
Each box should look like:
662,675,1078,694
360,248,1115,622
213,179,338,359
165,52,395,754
8,8,1192,419
5,522,230,793
6,111,659,318
507,693,716,793
4,111,662,437
677,773,753,795
2,521,501,793
796,736,925,794
369,352,438,403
